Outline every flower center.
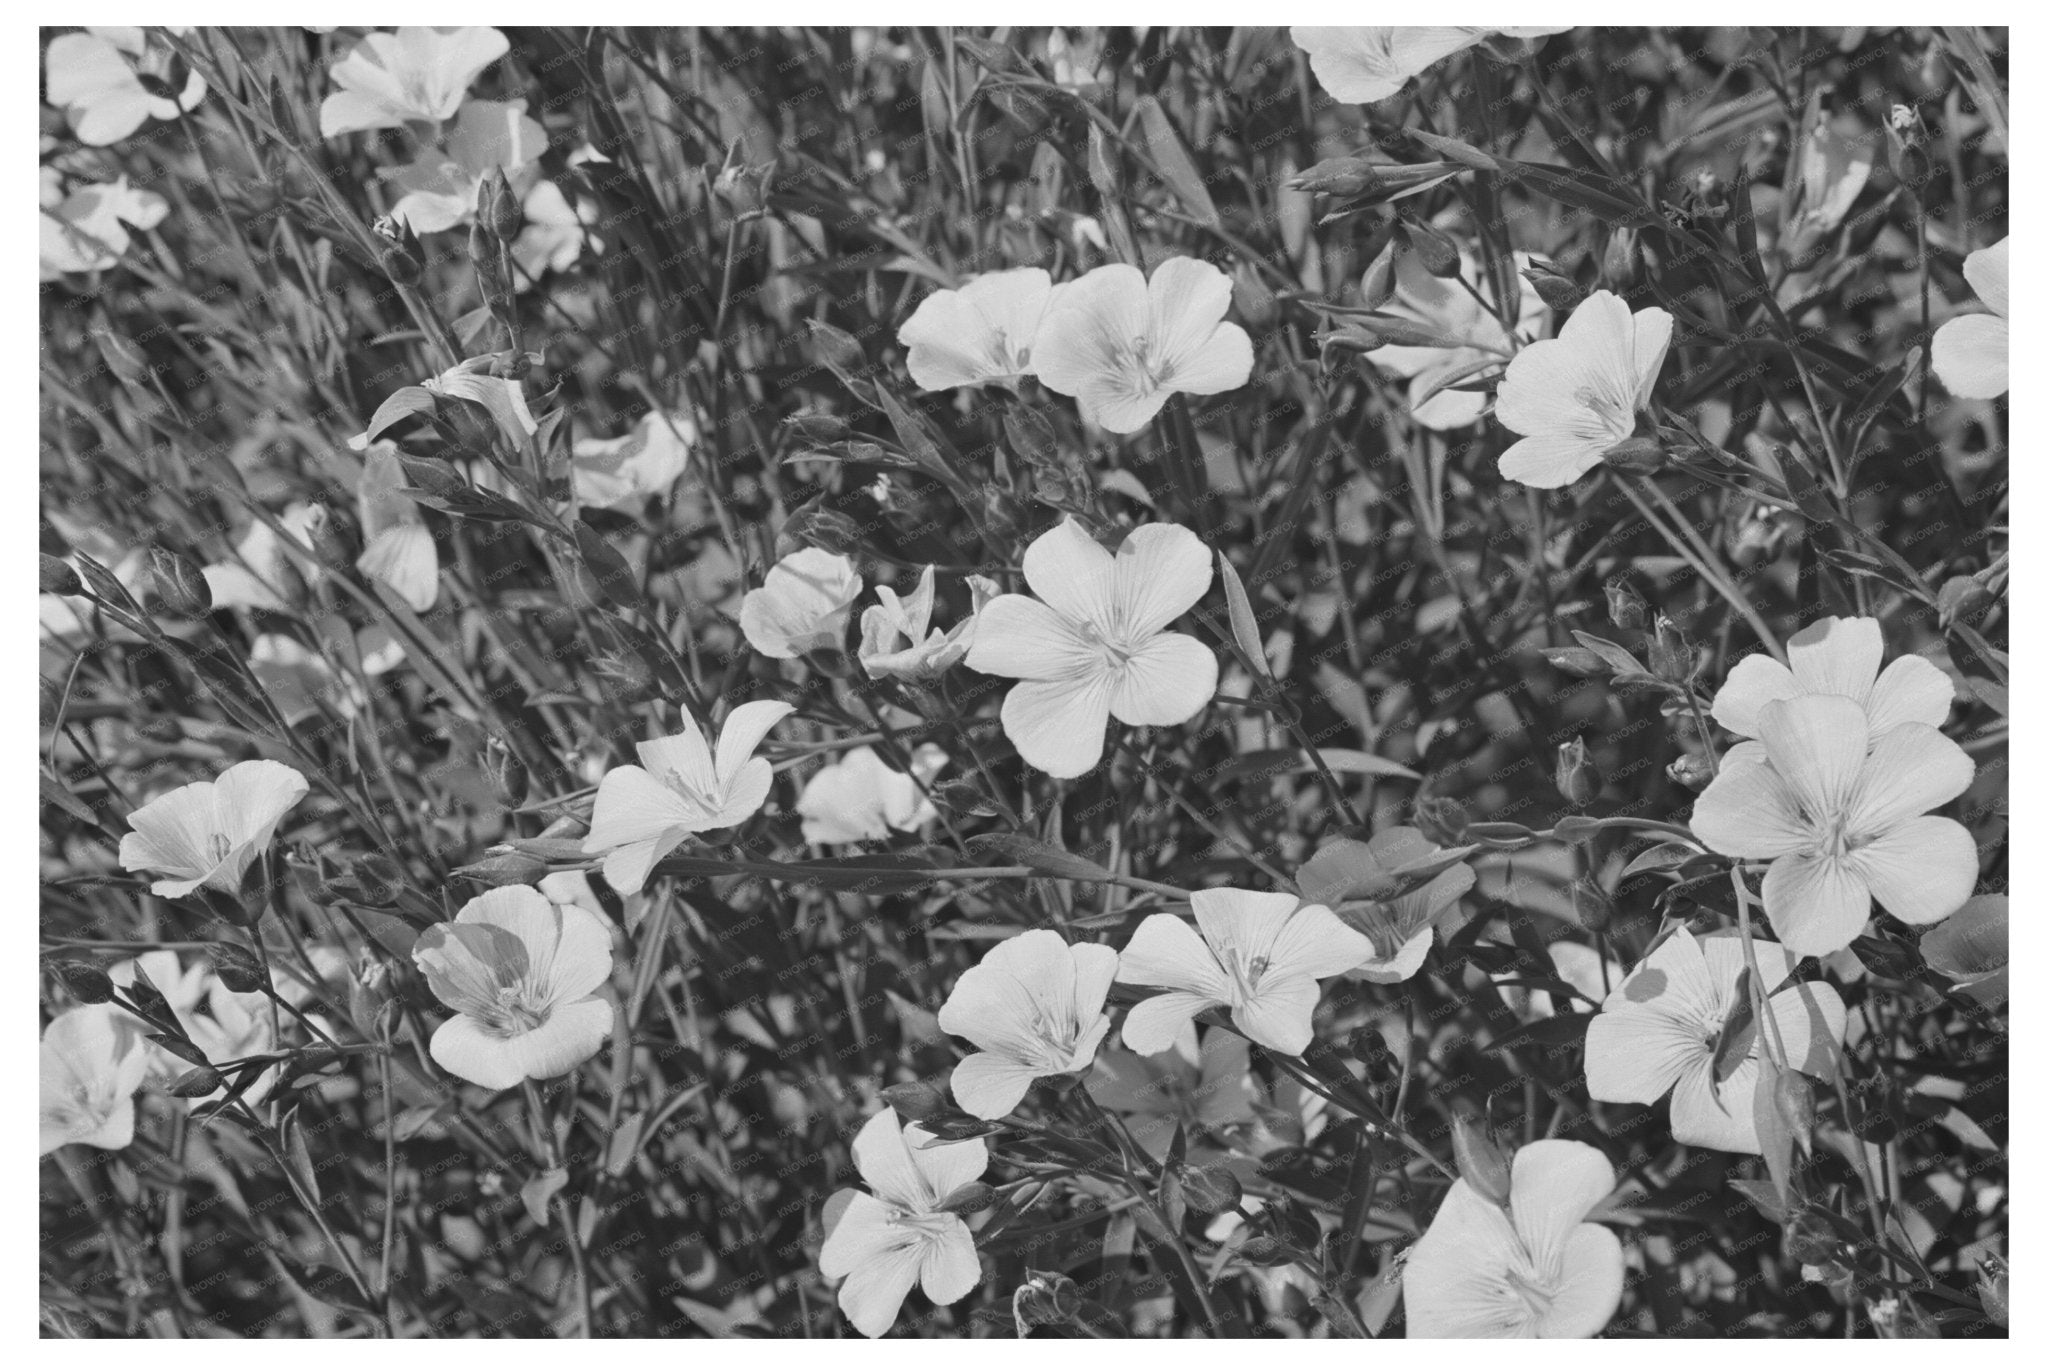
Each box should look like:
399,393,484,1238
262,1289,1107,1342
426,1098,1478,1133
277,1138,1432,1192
885,1206,955,1240
484,985,550,1038
207,832,236,864
1504,1257,1559,1320
1120,336,1169,398
1217,946,1271,1003
1075,617,1139,668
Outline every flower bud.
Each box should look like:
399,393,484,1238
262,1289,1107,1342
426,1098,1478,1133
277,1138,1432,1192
349,957,398,1040
1358,239,1399,311
41,554,84,597
1451,1113,1513,1206
1975,1253,2009,1327
1554,737,1600,808
379,242,423,287
1886,104,1931,187
1648,616,1695,684
150,1031,211,1069
1406,221,1461,278
1937,574,1994,629
207,941,270,995
783,411,851,444
805,318,868,377
783,503,863,557
1667,752,1714,792
1602,227,1640,289
148,546,213,616
487,168,523,240
51,958,116,1004
350,852,405,907
880,1079,952,1123
168,1064,226,1098
1179,1162,1242,1215
1773,1068,1817,1155
1569,876,1615,934
1783,1207,1848,1268
1412,795,1469,845
482,734,528,807
1601,435,1667,474
1013,1272,1082,1337
1522,256,1584,312
1604,575,1649,632
1289,155,1381,198
1541,645,1608,678
451,850,549,889
938,1180,998,1214
714,158,775,219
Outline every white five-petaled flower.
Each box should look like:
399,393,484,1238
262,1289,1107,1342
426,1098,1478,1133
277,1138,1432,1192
858,566,995,681
511,179,600,283
412,886,615,1091
40,1006,150,1157
118,759,309,898
796,744,946,846
1403,1138,1624,1338
1115,888,1371,1056
1712,614,1952,743
388,99,547,236
1290,27,1571,104
356,442,438,612
1494,289,1673,489
1585,930,1846,1154
319,27,509,138
965,518,1217,779
738,548,863,660
582,700,795,894
1691,694,1978,959
1031,258,1253,433
897,268,1066,392
1296,827,1475,984
936,929,1120,1119
818,1106,985,1338
40,171,169,280
571,411,694,511
1930,238,2008,400
1366,247,1551,431
45,27,206,147
202,503,330,612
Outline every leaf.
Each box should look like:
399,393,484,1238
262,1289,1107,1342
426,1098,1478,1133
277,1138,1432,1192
1570,630,1648,676
1483,1011,1591,1055
1215,551,1268,675
521,1167,568,1225
1729,1177,1789,1224
280,1112,320,1204
572,520,643,611
1751,1051,1796,1206
965,832,1114,882
604,1113,648,1178
1317,749,1423,782
360,387,437,444
41,773,100,826
1403,130,1659,227
1712,969,1759,1086
1133,96,1218,227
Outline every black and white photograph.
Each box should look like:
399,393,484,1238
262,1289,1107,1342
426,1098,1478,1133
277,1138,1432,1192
37,23,2011,1339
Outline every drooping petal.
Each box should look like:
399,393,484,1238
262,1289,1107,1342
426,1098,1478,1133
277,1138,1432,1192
1864,655,1954,735
998,673,1114,779
713,700,795,786
1848,722,1974,832
1931,314,2009,399
947,1050,1042,1120
1849,817,1978,926
504,996,612,1081
963,594,1098,681
1668,1057,1763,1154
1110,631,1218,727
1755,694,1867,823
1498,432,1607,489
583,766,697,854
1688,758,1810,860
429,1015,531,1090
1120,990,1219,1056
599,834,682,898
1762,852,1871,959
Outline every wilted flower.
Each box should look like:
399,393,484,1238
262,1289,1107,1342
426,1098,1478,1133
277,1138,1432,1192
1085,1024,1258,1165
739,547,863,659
859,567,996,682
118,759,309,898
1403,1138,1624,1338
45,27,205,146
1032,258,1252,433
355,442,438,611
1931,238,2008,399
1781,108,1875,263
571,411,694,511
1585,929,1846,1153
796,744,946,845
582,700,795,894
388,100,547,236
39,1006,150,1156
40,171,169,280
965,518,1217,779
1116,888,1370,1056
1494,289,1673,489
1365,247,1550,430
1713,615,1952,742
937,929,1120,1119
1296,827,1474,984
818,1106,985,1337
412,886,615,1090
1691,695,1977,958
1290,27,1571,104
319,26,509,137
897,268,1066,392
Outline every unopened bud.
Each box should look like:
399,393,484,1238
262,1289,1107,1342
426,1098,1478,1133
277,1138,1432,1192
1412,795,1469,846
1773,1069,1817,1155
1602,228,1641,289
40,554,83,596
1783,1207,1847,1267
1541,646,1608,677
783,503,863,557
206,941,270,995
783,412,851,444
51,958,116,1004
1179,1162,1242,1215
1648,616,1694,684
713,158,775,219
487,168,523,240
1667,752,1714,791
1451,1113,1513,1206
149,546,212,616
1569,876,1614,934
1887,105,1931,186
1555,737,1600,808
1522,257,1584,311
483,734,528,806
1358,239,1399,311
1406,221,1461,278
1604,575,1649,632
379,242,423,287
1975,1253,2009,1327
1289,155,1381,198
168,1064,226,1098
149,1031,211,1069
881,1079,952,1122
1013,1272,1082,1336
1601,435,1667,474
349,957,397,1040
1086,122,1123,200
350,852,404,907
451,850,549,889
1937,574,1994,629
805,319,868,377
938,1180,997,1214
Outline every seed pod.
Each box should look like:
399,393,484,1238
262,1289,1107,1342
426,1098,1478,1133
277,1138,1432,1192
149,546,213,617
1013,1272,1082,1337
1647,616,1695,684
1937,574,1994,628
206,941,270,995
783,411,851,444
1412,795,1469,845
1773,1069,1817,1155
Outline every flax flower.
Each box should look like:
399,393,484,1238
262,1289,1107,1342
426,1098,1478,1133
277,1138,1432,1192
39,1006,150,1156
412,886,615,1091
1404,1139,1624,1338
355,442,438,611
1585,929,1846,1153
320,27,509,138
859,566,995,681
739,548,863,659
1494,289,1673,489
119,759,309,898
1365,247,1550,430
1931,238,2008,400
1713,615,1952,743
1291,27,1570,104
819,1106,985,1337
40,172,168,280
1084,1024,1258,1165
45,27,205,146
1691,694,1977,958
897,268,1065,392
1116,888,1371,1056
964,518,1216,779
203,503,330,612
583,701,795,894
1297,827,1474,984
796,744,946,846
571,412,694,511
1031,258,1253,433
937,930,1119,1119
388,99,547,236
511,180,599,282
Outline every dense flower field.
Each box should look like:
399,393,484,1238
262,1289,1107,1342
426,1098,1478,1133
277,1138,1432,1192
39,25,2008,1339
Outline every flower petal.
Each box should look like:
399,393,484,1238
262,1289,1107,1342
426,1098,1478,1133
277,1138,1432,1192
1783,615,1881,705
1865,655,1954,735
1963,237,2008,318
1111,522,1213,637
1119,912,1228,992
505,996,613,1081
904,1122,988,1198
998,673,1113,779
1688,757,1809,860
1031,264,1149,400
818,1191,895,1279
963,594,1097,681
1110,631,1218,727
1629,304,1674,409
714,700,795,785
1535,1223,1625,1338
1762,852,1870,959
947,1051,1041,1120
1710,654,1799,738
1120,990,1218,1056
850,1106,925,1208
838,1243,922,1338
918,1217,982,1305
1669,1056,1762,1154
1020,518,1118,624
1265,902,1373,981
1189,889,1299,967
1509,1139,1617,1267
1232,972,1321,1055
1849,722,1973,831
1756,694,1868,822
584,765,696,854
429,1015,531,1090
1931,313,2008,399
1403,1179,1523,1338
212,759,310,850
1498,432,1606,489
1849,816,1978,926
